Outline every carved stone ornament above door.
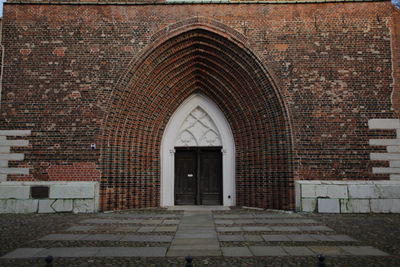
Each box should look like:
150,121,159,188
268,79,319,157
175,107,222,147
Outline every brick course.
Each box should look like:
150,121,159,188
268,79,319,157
0,2,398,210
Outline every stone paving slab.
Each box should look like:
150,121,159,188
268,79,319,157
339,246,389,256
254,219,318,224
166,249,221,257
154,226,177,232
218,235,245,242
82,234,121,241
175,232,218,239
216,226,242,232
244,234,264,242
120,235,173,242
249,246,287,256
214,214,301,219
40,234,89,241
137,226,156,232
222,247,252,257
282,246,316,256
162,220,180,225
242,226,273,232
40,234,174,242
215,219,234,225
308,246,349,256
270,226,301,232
114,226,140,232
3,247,168,258
3,246,388,258
98,213,180,218
66,225,95,232
96,247,166,257
37,247,100,258
262,234,291,242
299,226,334,232
308,234,335,242
287,234,317,242
80,219,144,224
1,248,46,259
171,238,219,246
330,235,357,242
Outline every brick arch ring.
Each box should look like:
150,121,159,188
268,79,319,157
100,18,295,210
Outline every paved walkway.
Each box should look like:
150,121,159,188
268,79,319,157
1,208,390,259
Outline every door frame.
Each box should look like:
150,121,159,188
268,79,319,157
161,93,235,207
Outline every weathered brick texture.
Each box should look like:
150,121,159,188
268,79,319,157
0,2,398,210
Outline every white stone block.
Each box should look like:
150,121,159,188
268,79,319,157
50,183,95,199
0,140,29,147
368,119,400,129
0,130,31,136
340,199,370,213
0,199,38,213
397,129,400,138
15,200,38,213
0,153,24,161
370,199,400,213
315,185,328,197
38,199,56,213
0,161,8,167
373,167,400,174
375,185,400,198
370,153,400,161
390,161,400,167
0,147,10,153
348,185,378,198
0,185,30,199
0,174,6,181
369,139,400,146
51,199,73,212
318,199,340,213
387,146,400,153
302,185,316,198
73,199,95,213
327,185,348,198
301,199,316,212
390,174,400,181
0,168,30,175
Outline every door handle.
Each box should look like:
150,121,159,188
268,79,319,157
187,174,193,177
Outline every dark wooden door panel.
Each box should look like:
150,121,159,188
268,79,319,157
174,150,197,205
200,149,222,205
175,147,222,205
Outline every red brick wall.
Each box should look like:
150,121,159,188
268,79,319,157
391,6,400,114
0,2,396,210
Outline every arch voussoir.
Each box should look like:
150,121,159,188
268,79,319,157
101,22,293,211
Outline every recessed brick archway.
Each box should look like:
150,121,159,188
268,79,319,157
100,20,294,211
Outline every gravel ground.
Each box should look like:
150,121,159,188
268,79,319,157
0,210,399,266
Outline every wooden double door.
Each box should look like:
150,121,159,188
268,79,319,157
174,147,223,205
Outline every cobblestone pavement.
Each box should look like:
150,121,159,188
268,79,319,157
0,208,400,266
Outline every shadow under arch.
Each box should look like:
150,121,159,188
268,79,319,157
100,18,294,211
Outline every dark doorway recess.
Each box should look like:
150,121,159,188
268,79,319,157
175,147,223,205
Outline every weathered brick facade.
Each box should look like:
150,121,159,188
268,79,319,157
0,1,399,210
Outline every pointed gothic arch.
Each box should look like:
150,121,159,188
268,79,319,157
100,19,294,211
161,93,235,207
